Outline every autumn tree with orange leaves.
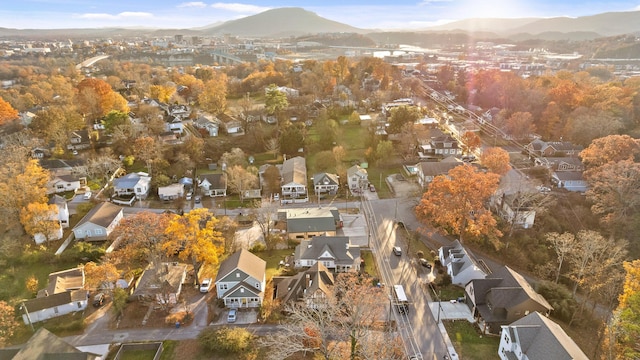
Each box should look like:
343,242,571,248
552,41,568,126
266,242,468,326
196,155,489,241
76,78,128,122
415,164,502,248
0,301,19,347
480,147,511,175
0,96,18,125
162,208,224,285
19,202,60,243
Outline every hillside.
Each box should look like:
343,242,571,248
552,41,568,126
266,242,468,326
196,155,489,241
201,7,367,38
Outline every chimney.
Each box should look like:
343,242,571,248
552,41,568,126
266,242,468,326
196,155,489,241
305,273,311,288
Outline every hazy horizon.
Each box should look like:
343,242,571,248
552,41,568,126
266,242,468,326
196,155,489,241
1,1,639,30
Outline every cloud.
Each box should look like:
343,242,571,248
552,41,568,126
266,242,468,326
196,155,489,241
210,2,270,13
76,12,153,20
177,2,208,8
419,0,453,4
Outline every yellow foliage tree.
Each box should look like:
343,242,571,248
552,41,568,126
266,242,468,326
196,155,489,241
149,84,176,103
83,261,120,291
198,73,228,115
0,159,50,232
162,208,224,285
480,146,511,175
19,202,60,242
0,96,18,125
415,164,502,247
0,301,19,347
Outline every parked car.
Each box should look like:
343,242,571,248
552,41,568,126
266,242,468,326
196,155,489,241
273,193,280,201
199,278,212,293
186,191,193,200
419,258,432,269
393,246,402,256
83,191,92,200
93,292,105,307
369,184,376,192
227,309,237,323
194,196,201,204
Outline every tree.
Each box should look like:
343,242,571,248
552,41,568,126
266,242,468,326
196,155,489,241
25,275,39,295
76,78,128,122
0,96,18,125
149,84,176,103
249,201,280,250
545,232,575,283
584,159,640,227
0,301,19,347
225,165,258,199
460,131,481,155
111,287,128,316
132,136,161,176
265,137,280,159
220,148,247,168
83,261,120,291
264,84,288,119
480,147,511,175
348,110,360,125
315,151,337,172
198,73,228,115
566,108,623,146
0,158,50,233
262,165,281,197
375,140,394,165
279,123,305,157
504,111,536,140
388,105,421,134
162,208,224,285
604,260,640,359
109,212,173,271
30,105,84,151
19,202,60,242
215,216,238,255
580,134,640,170
85,151,122,181
415,165,502,247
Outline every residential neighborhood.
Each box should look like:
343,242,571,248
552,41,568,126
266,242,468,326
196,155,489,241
1,6,639,360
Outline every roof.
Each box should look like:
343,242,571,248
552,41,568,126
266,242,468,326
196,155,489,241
215,249,266,284
281,156,307,186
312,173,339,186
2,328,98,360
504,312,588,360
44,268,84,295
274,262,334,303
347,165,367,177
132,263,188,297
23,290,88,313
281,207,339,233
73,202,122,229
113,172,150,189
199,173,226,189
295,235,360,266
158,183,184,196
484,266,552,311
418,161,464,178
552,171,584,181
49,195,67,207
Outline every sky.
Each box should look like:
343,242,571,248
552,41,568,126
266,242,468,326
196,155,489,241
1,0,640,30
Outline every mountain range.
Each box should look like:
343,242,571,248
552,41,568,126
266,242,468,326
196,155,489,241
0,7,639,42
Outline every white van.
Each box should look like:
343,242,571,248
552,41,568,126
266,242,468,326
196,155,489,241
83,191,92,200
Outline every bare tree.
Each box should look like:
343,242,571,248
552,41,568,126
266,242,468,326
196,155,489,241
545,232,575,283
249,201,281,250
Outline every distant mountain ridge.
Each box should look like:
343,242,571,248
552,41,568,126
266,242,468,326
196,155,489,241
0,8,639,41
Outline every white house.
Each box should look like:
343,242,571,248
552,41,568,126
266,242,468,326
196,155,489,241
193,116,219,137
49,194,69,229
551,171,588,193
281,156,308,203
346,165,368,192
158,183,185,201
47,175,86,195
72,202,123,241
492,192,537,229
498,312,588,360
438,240,487,286
21,289,89,324
294,235,361,273
312,172,339,196
113,172,151,199
198,173,227,197
215,249,266,308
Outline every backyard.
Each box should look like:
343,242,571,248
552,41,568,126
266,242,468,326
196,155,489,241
444,320,501,360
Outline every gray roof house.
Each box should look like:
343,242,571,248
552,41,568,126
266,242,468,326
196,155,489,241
21,289,88,325
551,171,588,193
465,266,553,334
438,240,488,286
198,173,227,197
294,235,361,273
72,202,123,241
273,262,335,310
131,262,188,305
312,172,339,196
281,156,308,203
215,249,266,308
278,207,341,240
498,312,588,360
416,158,465,188
0,327,100,360
113,172,151,200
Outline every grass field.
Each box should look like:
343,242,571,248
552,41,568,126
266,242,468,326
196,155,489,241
256,248,294,281
444,320,500,360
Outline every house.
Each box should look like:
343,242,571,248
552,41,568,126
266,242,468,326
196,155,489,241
67,129,91,150
158,183,185,201
438,240,488,286
131,262,188,305
193,116,219,137
417,135,463,158
294,235,361,273
551,171,588,193
0,328,100,360
281,156,308,203
215,249,266,308
278,207,342,240
537,157,584,172
72,202,123,241
347,165,368,192
30,147,48,159
113,172,151,200
166,117,184,134
498,312,588,360
525,140,583,157
224,119,243,135
49,194,69,229
47,174,86,194
39,158,86,178
312,172,339,196
492,192,537,229
21,289,88,324
465,266,553,334
416,159,464,188
198,173,227,197
273,262,334,309
39,267,85,297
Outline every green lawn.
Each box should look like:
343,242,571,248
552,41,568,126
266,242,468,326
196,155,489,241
360,250,378,279
444,320,500,360
255,249,294,281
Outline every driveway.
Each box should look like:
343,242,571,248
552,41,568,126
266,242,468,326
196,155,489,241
210,308,258,326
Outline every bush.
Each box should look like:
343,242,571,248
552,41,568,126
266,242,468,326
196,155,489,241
198,327,253,353
536,280,576,322
249,242,266,253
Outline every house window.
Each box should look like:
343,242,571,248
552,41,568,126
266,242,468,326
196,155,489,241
255,283,260,289
220,284,227,290
504,334,509,343
95,229,103,235
53,307,59,314
240,288,244,293
136,187,142,193
236,273,240,278
77,302,82,308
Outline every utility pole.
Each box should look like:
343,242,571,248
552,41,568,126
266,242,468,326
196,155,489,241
21,301,34,332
